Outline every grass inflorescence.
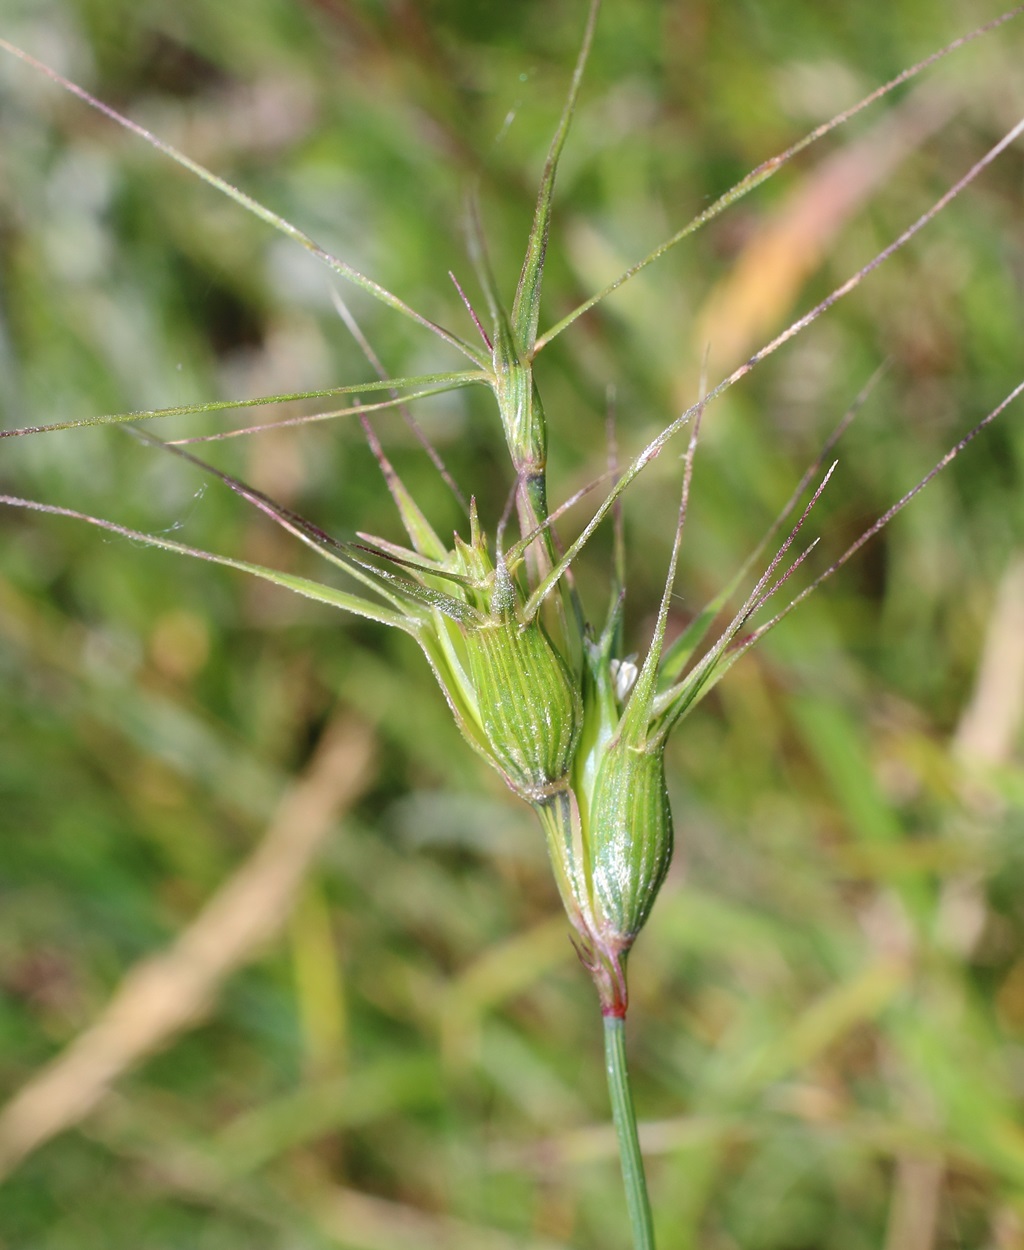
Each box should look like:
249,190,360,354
1,3,1023,1247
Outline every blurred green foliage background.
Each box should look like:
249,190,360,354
1,1,1024,1246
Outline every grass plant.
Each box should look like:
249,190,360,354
1,2,1023,1247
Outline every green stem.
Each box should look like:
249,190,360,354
604,1014,656,1250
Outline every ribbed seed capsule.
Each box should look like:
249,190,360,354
463,615,581,797
588,735,674,944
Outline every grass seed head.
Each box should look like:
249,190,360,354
2,6,1021,1027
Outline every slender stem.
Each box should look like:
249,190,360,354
604,1015,656,1250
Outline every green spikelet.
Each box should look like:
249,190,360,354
461,567,581,798
588,736,674,944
